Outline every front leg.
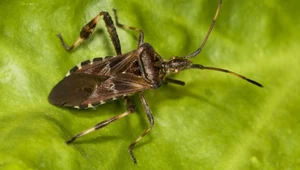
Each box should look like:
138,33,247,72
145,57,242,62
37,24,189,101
164,77,185,86
58,11,122,55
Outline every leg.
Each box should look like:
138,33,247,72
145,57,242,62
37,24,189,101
164,77,185,86
113,9,144,47
66,97,135,144
58,11,122,55
128,92,154,164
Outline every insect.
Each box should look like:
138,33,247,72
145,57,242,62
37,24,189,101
48,0,262,164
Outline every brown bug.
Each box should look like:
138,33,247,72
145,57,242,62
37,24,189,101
48,0,262,164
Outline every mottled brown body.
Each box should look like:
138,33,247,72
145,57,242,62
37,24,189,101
48,0,262,164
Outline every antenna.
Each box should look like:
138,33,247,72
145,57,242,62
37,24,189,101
184,0,222,58
191,64,263,87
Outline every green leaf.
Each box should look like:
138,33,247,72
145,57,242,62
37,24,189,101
0,0,299,169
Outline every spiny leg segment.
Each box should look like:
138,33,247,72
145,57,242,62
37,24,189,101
113,9,144,47
58,11,122,55
66,97,135,144
128,92,154,164
66,93,155,164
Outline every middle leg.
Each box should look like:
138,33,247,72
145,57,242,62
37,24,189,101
113,9,144,47
66,97,135,144
128,92,154,164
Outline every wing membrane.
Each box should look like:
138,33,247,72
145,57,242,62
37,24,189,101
49,73,151,107
82,74,151,105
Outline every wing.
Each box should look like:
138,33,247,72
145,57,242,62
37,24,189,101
48,73,151,108
70,50,140,76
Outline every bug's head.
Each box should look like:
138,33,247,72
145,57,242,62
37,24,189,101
163,56,193,74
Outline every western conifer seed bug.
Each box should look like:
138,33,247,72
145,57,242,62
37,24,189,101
48,0,263,164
